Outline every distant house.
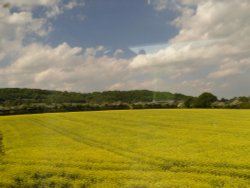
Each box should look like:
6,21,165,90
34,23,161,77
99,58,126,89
152,99,177,106
211,101,226,108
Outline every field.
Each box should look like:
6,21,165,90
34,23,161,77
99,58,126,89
0,109,250,187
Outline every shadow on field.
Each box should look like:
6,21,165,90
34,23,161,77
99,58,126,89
0,132,4,155
10,172,97,188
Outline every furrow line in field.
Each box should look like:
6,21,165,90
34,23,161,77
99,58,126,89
3,158,136,165
93,111,250,133
31,118,250,180
50,115,250,171
32,118,160,166
56,115,159,139
60,113,248,141
2,161,156,172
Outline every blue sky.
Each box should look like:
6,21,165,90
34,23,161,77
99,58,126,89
49,0,177,49
0,0,250,98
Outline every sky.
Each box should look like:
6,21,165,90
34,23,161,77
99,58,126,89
0,0,250,98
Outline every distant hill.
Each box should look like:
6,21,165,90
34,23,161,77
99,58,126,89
0,88,189,105
0,88,249,115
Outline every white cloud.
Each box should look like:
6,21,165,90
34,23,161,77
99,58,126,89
109,79,159,91
132,0,250,67
208,58,250,79
130,39,232,68
7,11,33,24
150,0,180,11
208,68,241,79
171,0,250,44
129,0,250,97
64,1,79,10
5,0,82,13
0,43,130,91
0,0,250,98
6,0,60,8
176,80,215,96
0,0,84,63
0,7,50,64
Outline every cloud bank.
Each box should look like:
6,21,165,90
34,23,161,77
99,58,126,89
0,0,250,98
130,0,250,97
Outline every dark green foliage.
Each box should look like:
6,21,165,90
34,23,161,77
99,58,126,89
0,88,88,105
238,96,249,103
0,89,154,104
0,88,249,115
0,88,192,106
194,92,218,108
0,88,188,115
184,97,197,108
239,102,250,109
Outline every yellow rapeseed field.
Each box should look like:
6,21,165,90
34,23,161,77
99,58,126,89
0,109,249,187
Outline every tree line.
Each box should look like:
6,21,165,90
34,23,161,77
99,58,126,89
0,88,249,115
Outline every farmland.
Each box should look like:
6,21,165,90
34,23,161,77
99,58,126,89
0,109,250,187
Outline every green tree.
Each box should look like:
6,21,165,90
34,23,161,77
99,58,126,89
194,92,218,108
184,97,197,108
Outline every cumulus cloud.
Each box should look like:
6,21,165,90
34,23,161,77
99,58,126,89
4,0,83,17
0,0,84,37
0,8,49,64
151,0,173,11
0,0,250,98
130,0,250,97
130,39,235,68
0,0,132,93
208,58,250,79
0,0,84,62
0,43,130,91
132,0,250,67
109,79,160,91
176,80,215,95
